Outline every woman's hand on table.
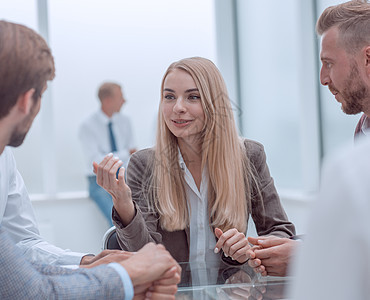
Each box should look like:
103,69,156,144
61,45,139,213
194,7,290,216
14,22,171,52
214,228,254,264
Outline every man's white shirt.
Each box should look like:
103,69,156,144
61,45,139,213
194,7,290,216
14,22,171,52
79,110,136,176
0,147,85,265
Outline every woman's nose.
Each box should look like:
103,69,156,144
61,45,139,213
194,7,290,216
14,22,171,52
173,98,186,113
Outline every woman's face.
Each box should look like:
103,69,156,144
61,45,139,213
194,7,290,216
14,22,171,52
161,68,205,144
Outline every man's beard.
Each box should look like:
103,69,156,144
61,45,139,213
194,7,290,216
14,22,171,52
8,123,29,147
338,64,369,115
8,101,38,147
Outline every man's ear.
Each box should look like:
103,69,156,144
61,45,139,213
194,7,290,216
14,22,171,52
16,88,36,115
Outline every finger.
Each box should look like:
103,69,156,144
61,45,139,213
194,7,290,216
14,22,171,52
247,235,274,245
254,248,273,259
230,287,252,298
227,288,250,300
159,266,177,279
229,237,250,258
214,228,238,254
258,237,287,248
222,230,246,257
246,248,256,259
145,290,177,299
163,265,182,278
214,227,224,253
214,228,223,253
215,227,223,239
250,286,264,300
248,258,261,268
253,264,266,274
248,236,285,248
154,275,180,286
95,249,130,259
134,283,152,294
95,153,113,184
96,154,117,186
154,270,181,285
107,159,123,187
247,236,260,246
232,246,253,263
117,166,126,186
150,283,178,295
93,161,98,174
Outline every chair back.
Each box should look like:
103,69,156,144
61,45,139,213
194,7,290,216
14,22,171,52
102,226,121,250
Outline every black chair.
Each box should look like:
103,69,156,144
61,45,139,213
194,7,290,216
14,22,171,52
102,226,121,250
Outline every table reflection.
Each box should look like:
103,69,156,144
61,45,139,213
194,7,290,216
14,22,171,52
176,261,289,300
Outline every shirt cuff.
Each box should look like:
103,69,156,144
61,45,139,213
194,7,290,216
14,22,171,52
108,263,134,300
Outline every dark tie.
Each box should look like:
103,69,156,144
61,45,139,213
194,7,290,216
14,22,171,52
108,121,117,152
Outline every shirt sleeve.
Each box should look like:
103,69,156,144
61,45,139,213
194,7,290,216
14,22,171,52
78,118,109,176
0,226,126,299
2,148,87,265
108,263,134,300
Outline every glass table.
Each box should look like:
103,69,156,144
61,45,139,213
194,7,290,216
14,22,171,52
176,261,290,299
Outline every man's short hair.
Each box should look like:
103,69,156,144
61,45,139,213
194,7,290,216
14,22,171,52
0,20,55,119
316,0,370,53
98,82,121,102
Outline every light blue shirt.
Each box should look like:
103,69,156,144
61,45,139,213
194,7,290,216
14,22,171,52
108,263,134,300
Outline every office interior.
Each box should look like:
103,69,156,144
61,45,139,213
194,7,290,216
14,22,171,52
0,0,359,254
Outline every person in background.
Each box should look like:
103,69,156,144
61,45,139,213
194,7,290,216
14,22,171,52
248,0,370,277
0,20,180,299
95,57,295,266
79,82,137,225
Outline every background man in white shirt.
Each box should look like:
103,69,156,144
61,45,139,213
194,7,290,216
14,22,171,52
79,82,137,225
247,0,370,277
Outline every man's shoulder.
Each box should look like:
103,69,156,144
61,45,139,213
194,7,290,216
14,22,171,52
114,112,132,124
323,137,370,188
0,147,14,165
79,111,102,131
81,110,100,122
331,137,370,167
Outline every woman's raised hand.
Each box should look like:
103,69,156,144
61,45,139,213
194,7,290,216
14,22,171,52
93,153,135,225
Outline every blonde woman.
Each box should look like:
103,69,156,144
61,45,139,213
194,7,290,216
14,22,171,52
94,57,295,265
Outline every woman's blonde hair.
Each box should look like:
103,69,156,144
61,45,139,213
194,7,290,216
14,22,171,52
148,57,259,233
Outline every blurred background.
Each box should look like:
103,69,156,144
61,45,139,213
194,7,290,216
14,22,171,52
0,0,358,254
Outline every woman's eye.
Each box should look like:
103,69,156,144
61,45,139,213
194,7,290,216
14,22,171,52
164,94,175,100
188,95,200,100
